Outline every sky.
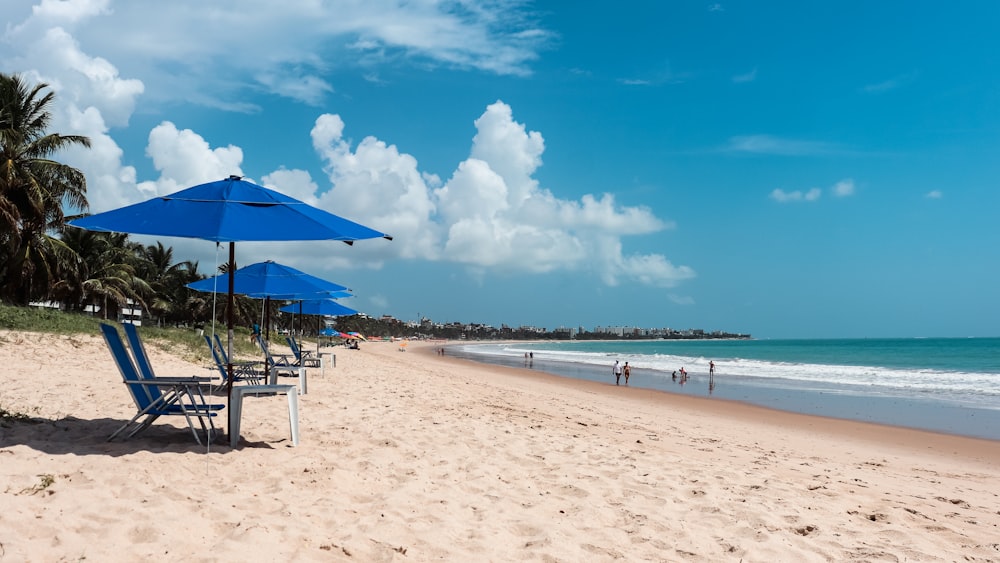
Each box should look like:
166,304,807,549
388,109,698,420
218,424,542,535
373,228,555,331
2,0,998,339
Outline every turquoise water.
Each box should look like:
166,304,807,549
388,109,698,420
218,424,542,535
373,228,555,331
448,338,1000,440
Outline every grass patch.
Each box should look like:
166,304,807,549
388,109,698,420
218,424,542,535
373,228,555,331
19,474,56,496
0,303,260,361
0,303,103,334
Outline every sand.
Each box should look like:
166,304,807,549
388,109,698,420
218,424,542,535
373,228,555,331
1,329,999,562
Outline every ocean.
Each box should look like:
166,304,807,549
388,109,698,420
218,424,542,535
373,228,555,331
445,338,1000,441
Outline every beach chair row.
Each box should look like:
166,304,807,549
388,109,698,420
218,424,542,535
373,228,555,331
100,322,299,448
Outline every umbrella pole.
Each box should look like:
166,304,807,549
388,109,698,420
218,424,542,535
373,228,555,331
263,296,271,381
226,242,235,436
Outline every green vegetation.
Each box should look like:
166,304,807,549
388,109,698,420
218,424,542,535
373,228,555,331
0,302,259,361
19,473,55,496
0,301,102,334
0,72,252,330
0,73,91,307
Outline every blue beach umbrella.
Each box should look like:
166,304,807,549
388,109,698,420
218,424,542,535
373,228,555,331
279,298,359,317
187,260,351,299
68,175,390,427
187,259,352,356
280,298,360,354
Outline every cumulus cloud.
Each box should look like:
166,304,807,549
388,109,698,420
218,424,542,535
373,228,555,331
771,179,855,203
311,114,441,262
1,3,690,289
311,100,692,287
770,188,821,203
3,1,551,109
141,122,245,196
832,179,855,197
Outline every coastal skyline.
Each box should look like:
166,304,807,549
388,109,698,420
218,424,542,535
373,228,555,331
2,1,998,338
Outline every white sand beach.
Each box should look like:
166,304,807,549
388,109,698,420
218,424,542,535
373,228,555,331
1,329,999,562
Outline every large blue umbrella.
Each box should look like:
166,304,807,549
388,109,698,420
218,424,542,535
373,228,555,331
68,175,388,242
68,175,390,427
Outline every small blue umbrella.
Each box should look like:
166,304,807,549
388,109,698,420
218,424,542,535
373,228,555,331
187,260,352,356
281,299,359,354
279,299,359,317
69,175,390,427
187,261,351,298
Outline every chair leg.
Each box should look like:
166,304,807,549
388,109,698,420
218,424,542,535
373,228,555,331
287,389,299,446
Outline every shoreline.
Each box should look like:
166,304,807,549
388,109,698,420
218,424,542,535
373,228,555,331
440,341,1000,441
3,330,1000,561
421,343,1000,458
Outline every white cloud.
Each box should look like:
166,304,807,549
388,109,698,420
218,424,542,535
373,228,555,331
311,114,441,262
143,122,245,196
732,68,757,83
669,294,695,306
311,100,692,287
861,72,917,94
726,135,836,156
32,0,111,21
926,190,942,199
3,1,551,109
261,168,321,205
771,179,855,203
771,188,821,203
1,5,689,289
832,179,855,197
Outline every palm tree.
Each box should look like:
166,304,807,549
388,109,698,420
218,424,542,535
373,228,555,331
0,73,91,304
209,260,260,329
53,229,150,319
136,241,207,325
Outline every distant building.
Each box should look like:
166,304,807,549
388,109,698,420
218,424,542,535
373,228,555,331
119,300,143,326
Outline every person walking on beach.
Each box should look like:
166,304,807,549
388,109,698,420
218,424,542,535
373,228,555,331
709,361,715,376
613,360,622,385
623,362,631,385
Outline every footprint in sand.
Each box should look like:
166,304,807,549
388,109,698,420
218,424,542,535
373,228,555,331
793,524,819,536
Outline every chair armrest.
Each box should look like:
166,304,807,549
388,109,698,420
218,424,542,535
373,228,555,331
136,376,213,384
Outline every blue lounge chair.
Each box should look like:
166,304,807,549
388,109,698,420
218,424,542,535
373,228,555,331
205,333,264,389
287,336,322,368
101,323,223,445
124,322,214,383
256,335,307,394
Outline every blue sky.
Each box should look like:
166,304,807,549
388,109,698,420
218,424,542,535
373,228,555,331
3,1,998,338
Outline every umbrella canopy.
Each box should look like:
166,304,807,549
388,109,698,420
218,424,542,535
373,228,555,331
187,261,351,299
68,175,388,242
278,299,358,317
68,175,390,432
